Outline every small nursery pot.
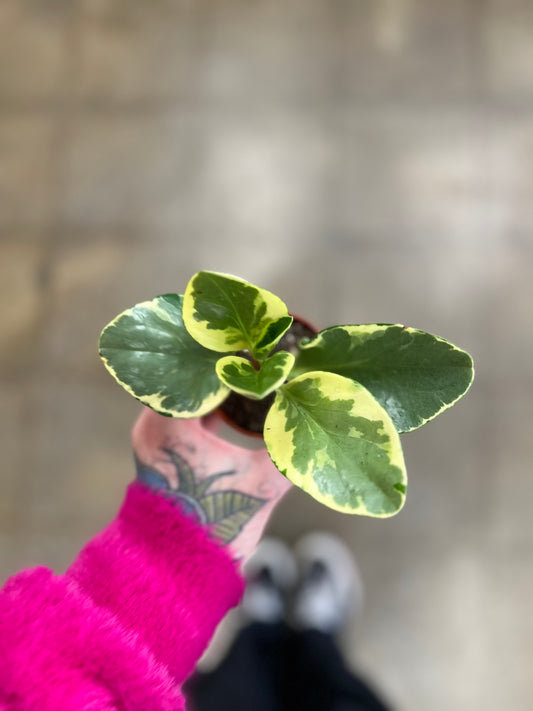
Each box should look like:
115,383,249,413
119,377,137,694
216,314,317,438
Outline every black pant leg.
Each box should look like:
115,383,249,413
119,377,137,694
185,624,393,711
283,629,392,711
185,622,291,711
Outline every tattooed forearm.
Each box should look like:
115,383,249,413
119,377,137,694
135,448,267,546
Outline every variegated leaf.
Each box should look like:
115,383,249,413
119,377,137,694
99,294,228,417
254,316,294,358
264,371,407,517
293,324,474,433
182,271,291,358
216,351,295,400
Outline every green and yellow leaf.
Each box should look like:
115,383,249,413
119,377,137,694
183,271,291,357
253,316,294,359
216,351,295,400
264,372,407,517
292,325,474,433
99,294,228,417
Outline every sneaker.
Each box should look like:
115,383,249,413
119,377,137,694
242,538,298,624
291,532,363,634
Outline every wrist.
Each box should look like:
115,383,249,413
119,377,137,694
132,408,291,561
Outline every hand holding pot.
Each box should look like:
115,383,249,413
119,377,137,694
132,407,292,563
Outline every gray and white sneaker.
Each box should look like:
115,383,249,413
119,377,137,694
242,538,298,624
291,532,363,634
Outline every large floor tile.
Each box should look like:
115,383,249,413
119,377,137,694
61,110,333,234
61,114,202,227
336,108,489,243
0,532,31,584
484,0,533,100
357,542,490,711
0,117,56,226
0,376,139,578
482,548,533,711
76,0,203,102
482,112,533,242
189,0,338,104
0,529,93,583
483,384,533,548
18,377,136,532
0,238,46,370
0,382,30,528
341,0,476,100
0,0,70,102
466,246,533,383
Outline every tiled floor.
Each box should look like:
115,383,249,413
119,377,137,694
1,2,532,709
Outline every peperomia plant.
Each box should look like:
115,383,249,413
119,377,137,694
99,270,474,518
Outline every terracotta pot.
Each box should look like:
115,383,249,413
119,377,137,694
216,314,317,438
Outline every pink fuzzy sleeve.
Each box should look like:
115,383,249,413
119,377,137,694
0,482,244,710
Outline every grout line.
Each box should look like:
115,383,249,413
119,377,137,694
3,96,533,117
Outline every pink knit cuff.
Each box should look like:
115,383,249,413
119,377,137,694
68,482,245,682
